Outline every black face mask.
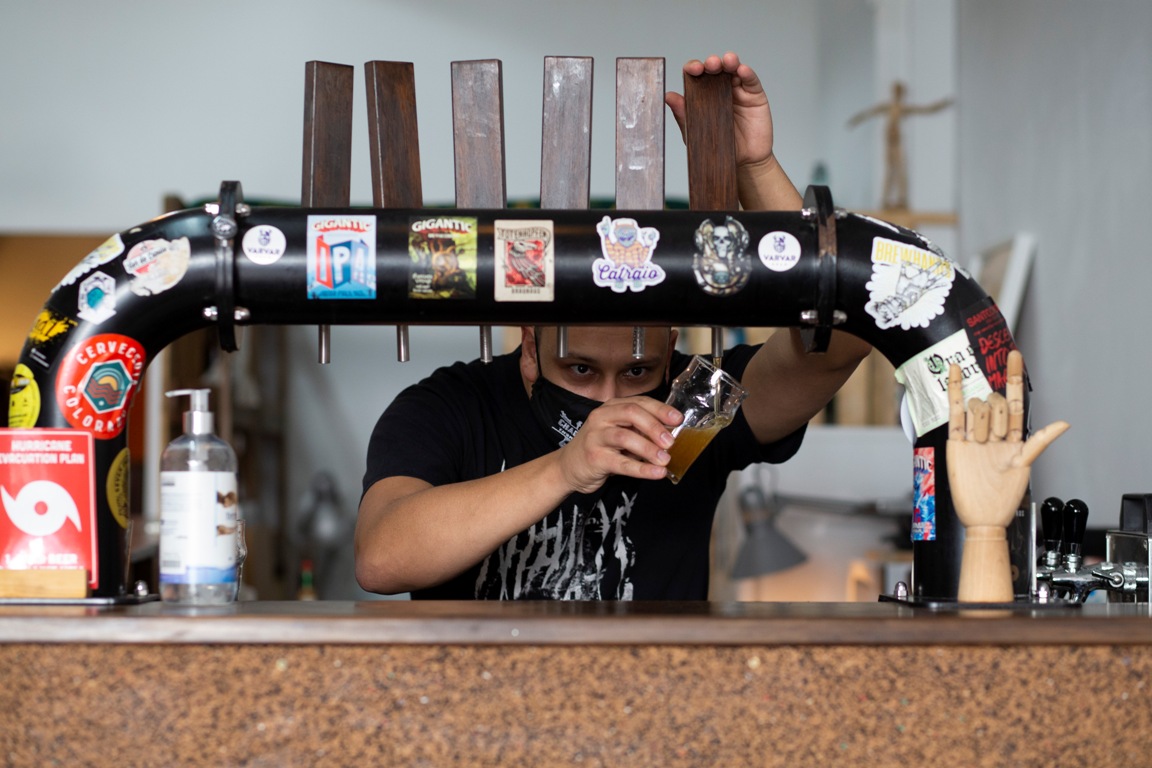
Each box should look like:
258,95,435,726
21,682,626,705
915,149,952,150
527,337,672,449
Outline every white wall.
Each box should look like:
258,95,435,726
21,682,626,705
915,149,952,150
957,1,1152,522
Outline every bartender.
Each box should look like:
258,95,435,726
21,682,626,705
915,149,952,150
355,52,872,599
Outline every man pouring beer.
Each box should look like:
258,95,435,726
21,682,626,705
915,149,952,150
355,53,872,599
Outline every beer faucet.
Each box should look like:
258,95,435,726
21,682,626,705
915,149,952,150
1035,496,1152,603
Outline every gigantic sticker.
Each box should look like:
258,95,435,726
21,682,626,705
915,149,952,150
962,298,1021,392
0,429,99,589
912,447,936,541
693,216,751,295
77,271,117,324
407,216,477,300
55,334,146,440
125,237,191,297
51,234,125,294
865,237,955,330
494,219,554,302
242,225,287,265
758,231,802,272
307,215,377,299
593,216,664,293
8,364,41,428
895,330,992,438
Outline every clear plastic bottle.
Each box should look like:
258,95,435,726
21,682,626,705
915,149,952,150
159,388,239,605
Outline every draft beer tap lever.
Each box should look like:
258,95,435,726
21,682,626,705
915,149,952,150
397,325,410,362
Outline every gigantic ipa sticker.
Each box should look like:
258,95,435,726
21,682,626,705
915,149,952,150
307,215,378,299
0,429,99,589
55,334,146,439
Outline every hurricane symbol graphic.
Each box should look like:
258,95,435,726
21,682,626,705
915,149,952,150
1,481,82,537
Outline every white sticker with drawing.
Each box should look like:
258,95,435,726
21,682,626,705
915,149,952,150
865,237,955,330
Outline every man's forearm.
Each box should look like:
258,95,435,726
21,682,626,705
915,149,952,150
355,453,573,594
737,156,803,211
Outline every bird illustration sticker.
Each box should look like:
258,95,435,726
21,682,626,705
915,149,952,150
494,220,554,302
865,236,955,330
0,429,98,589
593,216,664,293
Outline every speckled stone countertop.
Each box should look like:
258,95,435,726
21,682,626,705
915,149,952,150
2,601,1151,766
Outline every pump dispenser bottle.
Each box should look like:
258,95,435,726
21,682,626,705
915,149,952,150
159,388,239,604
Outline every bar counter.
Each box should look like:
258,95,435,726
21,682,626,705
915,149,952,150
3,600,1151,766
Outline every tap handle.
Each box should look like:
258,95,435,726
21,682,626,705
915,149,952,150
1040,496,1064,551
1063,498,1089,556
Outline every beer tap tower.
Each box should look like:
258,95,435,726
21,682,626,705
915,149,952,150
8,57,1044,602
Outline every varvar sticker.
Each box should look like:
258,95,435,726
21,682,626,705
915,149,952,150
895,330,992,438
52,234,125,294
125,237,191,297
77,271,117,324
0,429,99,588
759,231,802,272
593,216,664,293
865,236,955,330
308,215,377,299
55,334,146,440
28,309,77,347
408,216,477,300
242,225,287,265
494,220,554,302
962,297,1021,392
107,447,131,529
8,364,41,428
912,447,936,541
693,216,751,295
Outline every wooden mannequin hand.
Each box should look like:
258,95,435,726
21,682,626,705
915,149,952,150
945,350,1069,528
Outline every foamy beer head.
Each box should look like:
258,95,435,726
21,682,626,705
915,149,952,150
664,356,749,484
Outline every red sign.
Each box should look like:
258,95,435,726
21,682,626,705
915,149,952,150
0,429,98,589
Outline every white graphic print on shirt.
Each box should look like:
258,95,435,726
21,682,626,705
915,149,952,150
474,491,637,599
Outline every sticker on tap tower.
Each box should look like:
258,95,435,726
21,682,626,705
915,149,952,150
307,215,377,300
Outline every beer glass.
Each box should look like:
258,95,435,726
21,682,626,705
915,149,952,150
664,356,749,484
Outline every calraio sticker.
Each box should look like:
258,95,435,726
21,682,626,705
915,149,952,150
693,216,751,295
408,216,477,300
0,429,99,589
55,334,146,440
593,216,664,293
865,236,955,330
307,215,377,299
895,330,992,438
494,220,554,302
124,237,191,297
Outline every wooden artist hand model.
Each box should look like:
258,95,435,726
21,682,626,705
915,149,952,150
947,350,1070,602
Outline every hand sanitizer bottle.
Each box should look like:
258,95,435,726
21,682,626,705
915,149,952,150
159,388,239,604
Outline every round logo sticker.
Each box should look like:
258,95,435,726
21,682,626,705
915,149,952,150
107,447,131,529
242,225,287,265
8,363,41,428
55,334,146,439
758,231,802,272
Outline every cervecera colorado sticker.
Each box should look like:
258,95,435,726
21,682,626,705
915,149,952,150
494,220,554,302
865,236,955,330
895,329,993,438
124,237,191,297
407,216,477,300
593,216,664,293
307,215,377,299
693,216,751,295
55,334,146,440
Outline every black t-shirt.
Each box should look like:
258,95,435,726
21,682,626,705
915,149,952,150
362,345,805,600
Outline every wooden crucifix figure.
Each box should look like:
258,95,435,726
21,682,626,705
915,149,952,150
848,81,953,210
